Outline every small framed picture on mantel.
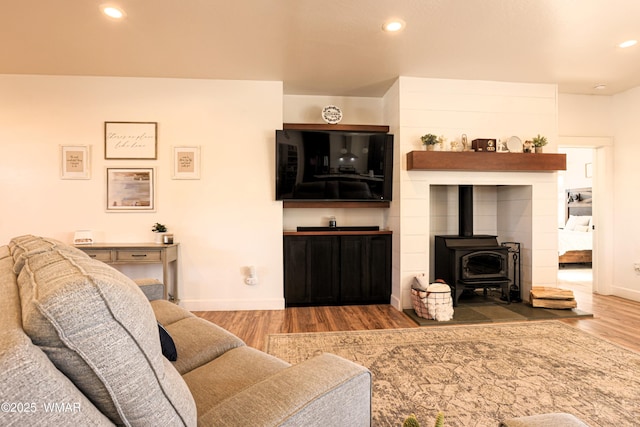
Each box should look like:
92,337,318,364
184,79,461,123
104,121,157,160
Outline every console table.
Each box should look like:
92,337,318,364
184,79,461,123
75,243,179,302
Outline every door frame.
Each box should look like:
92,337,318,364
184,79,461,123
558,136,613,295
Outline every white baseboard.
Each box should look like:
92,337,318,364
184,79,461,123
611,286,640,303
180,298,285,311
390,294,403,311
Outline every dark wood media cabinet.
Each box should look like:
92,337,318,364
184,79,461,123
283,230,392,306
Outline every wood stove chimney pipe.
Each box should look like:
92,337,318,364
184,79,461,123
459,185,473,237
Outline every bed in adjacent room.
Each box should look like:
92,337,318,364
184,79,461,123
559,187,592,265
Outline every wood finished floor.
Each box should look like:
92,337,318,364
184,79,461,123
194,267,640,353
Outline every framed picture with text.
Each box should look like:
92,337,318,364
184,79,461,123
172,146,201,179
104,121,157,159
60,145,91,179
106,168,155,212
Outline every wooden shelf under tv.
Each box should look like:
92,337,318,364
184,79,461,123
283,123,389,133
283,201,390,209
406,151,566,172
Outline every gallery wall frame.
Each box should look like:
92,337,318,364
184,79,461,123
106,168,155,212
172,146,201,179
104,121,157,160
60,145,91,179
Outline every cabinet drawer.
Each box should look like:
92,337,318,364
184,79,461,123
116,250,161,262
83,250,113,262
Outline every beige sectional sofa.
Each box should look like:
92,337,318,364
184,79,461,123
0,235,371,426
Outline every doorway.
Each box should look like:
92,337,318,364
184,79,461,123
558,147,594,307
557,137,614,300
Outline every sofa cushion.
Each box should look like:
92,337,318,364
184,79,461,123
165,317,246,375
17,246,197,426
152,299,245,375
9,234,88,274
151,298,196,325
1,245,113,426
183,346,290,416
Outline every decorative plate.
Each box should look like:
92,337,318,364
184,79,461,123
507,136,522,152
322,105,343,124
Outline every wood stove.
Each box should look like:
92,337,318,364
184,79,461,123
434,186,510,306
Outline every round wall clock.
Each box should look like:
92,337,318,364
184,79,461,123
322,105,343,124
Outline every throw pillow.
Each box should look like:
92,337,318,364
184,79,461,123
18,247,196,426
158,322,178,361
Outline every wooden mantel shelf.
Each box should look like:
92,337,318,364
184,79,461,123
283,123,389,133
407,151,566,172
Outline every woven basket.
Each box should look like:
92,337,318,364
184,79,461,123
411,286,452,320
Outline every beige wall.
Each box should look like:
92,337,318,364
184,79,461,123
611,87,640,301
559,92,640,302
558,94,613,136
2,75,638,312
0,75,284,311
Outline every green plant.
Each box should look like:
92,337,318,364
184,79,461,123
421,133,438,146
531,134,548,147
152,222,167,233
403,413,420,427
434,411,444,427
402,412,444,427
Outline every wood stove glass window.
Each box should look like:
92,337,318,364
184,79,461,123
461,251,507,280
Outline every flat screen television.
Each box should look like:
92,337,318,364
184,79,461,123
275,129,393,202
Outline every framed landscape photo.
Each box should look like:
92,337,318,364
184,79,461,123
60,145,91,179
106,168,155,212
172,146,201,179
104,121,157,160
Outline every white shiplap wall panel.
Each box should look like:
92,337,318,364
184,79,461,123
391,77,560,310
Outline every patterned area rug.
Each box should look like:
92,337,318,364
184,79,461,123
266,322,640,427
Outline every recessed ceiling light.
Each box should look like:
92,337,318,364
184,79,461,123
618,39,637,48
382,19,405,33
593,84,607,90
102,5,125,19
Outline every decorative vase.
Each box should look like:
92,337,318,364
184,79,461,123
154,232,165,244
535,146,543,153
426,145,435,151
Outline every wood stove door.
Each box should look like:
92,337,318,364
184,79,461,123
461,250,508,280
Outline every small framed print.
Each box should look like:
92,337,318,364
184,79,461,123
61,145,91,179
104,121,157,160
106,168,155,212
172,146,201,179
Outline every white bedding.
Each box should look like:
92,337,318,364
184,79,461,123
558,229,593,255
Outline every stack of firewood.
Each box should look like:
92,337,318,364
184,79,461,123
530,286,577,309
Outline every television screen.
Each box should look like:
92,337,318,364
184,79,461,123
275,129,393,201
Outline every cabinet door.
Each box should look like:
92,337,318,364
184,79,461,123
340,235,391,304
284,236,339,306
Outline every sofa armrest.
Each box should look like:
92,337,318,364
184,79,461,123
197,353,371,427
134,278,165,301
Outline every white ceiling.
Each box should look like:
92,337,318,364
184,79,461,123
2,0,639,97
